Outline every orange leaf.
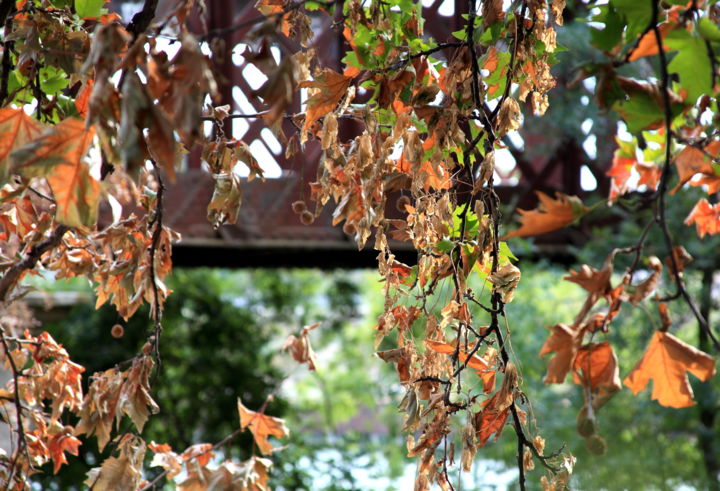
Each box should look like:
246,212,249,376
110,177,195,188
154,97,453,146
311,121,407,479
540,324,585,384
74,79,94,118
503,191,587,239
11,118,100,227
0,107,45,180
299,69,353,134
563,264,611,296
49,431,82,474
572,342,621,392
238,399,289,455
624,331,716,408
684,198,720,238
475,402,509,448
426,339,489,373
636,162,661,190
672,141,720,194
282,322,320,371
255,0,291,36
628,23,672,61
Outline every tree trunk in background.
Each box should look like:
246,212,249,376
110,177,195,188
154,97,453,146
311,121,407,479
698,268,719,490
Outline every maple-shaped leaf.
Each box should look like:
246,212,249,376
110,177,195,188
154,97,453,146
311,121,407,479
238,399,289,455
540,324,585,384
684,198,720,238
606,137,637,201
48,429,82,474
299,69,353,135
503,191,587,239
11,118,100,227
624,331,717,408
0,107,45,182
636,162,661,191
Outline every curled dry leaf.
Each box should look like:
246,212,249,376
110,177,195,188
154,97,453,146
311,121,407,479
540,324,585,384
496,97,522,137
503,191,587,239
573,342,621,411
474,362,518,448
624,331,717,408
489,263,521,303
282,322,320,371
84,434,146,491
238,399,289,455
629,256,662,305
665,245,693,277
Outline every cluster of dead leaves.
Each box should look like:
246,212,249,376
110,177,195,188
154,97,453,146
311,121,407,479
76,353,159,452
540,247,717,444
0,331,84,477
145,398,288,491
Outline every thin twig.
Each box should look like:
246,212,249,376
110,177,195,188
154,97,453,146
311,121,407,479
0,327,30,487
148,164,165,378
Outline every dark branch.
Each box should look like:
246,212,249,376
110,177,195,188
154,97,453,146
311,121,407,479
0,224,69,302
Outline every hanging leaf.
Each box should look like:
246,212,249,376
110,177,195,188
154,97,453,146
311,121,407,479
503,191,588,239
684,199,720,238
540,324,585,384
299,68,353,134
624,331,716,408
11,118,100,227
237,399,289,455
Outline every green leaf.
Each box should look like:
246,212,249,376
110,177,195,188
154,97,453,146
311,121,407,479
665,30,712,102
499,242,518,263
435,238,455,253
613,92,665,133
612,0,652,40
698,17,720,43
590,4,623,52
75,0,106,18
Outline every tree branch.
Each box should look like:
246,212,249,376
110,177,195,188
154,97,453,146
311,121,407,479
0,224,69,302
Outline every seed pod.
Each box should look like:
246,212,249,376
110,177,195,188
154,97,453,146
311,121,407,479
292,200,307,213
585,434,607,456
111,324,124,339
343,222,356,235
300,210,314,225
396,196,411,213
576,413,597,438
